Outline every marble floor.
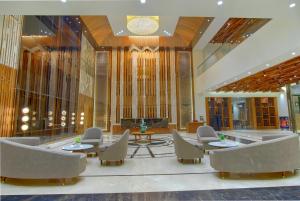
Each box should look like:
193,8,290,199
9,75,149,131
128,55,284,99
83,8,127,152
2,186,300,201
1,129,299,197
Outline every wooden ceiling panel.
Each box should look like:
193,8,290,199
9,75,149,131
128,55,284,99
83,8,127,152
210,18,270,44
80,16,212,48
217,56,300,92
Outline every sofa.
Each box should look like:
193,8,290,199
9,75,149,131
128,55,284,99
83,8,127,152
173,130,204,163
0,137,87,180
209,134,300,174
98,129,129,165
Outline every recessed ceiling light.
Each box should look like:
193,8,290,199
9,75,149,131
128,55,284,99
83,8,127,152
248,72,252,75
292,52,296,55
140,0,146,4
217,1,223,6
289,3,296,8
61,0,67,3
266,64,270,67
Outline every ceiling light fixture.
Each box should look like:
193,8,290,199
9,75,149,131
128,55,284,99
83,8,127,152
292,52,296,55
247,72,252,75
127,16,159,35
61,0,67,3
266,64,270,67
289,3,296,8
116,30,124,36
217,1,223,6
140,0,146,4
163,30,171,36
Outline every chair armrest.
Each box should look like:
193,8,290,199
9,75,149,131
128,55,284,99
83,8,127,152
6,137,40,146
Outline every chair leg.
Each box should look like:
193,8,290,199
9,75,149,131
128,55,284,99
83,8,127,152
60,178,66,186
100,160,102,165
219,172,226,179
1,177,7,183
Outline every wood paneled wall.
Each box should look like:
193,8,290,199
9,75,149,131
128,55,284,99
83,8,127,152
0,15,23,137
0,64,17,136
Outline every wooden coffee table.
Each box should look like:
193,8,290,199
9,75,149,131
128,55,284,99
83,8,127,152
131,131,155,142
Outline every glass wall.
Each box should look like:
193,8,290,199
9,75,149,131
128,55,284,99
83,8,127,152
15,16,83,141
94,51,111,130
232,98,253,129
289,84,300,134
176,51,193,129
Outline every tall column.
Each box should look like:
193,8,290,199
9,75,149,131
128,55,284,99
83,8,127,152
120,48,124,119
110,48,117,125
156,52,160,118
132,51,138,118
170,48,177,124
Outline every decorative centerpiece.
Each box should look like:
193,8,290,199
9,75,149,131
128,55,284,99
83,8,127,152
140,119,148,133
75,136,81,144
218,133,225,141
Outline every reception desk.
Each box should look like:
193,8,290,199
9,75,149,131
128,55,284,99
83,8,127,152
186,122,205,133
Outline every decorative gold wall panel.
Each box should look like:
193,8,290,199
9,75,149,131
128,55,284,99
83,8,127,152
0,64,17,137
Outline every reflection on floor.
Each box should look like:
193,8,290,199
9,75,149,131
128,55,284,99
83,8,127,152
2,186,300,201
1,129,299,196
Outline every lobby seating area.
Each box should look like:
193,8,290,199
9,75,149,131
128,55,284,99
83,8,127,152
1,1,300,200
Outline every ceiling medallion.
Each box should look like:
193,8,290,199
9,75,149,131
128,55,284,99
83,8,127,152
127,16,159,35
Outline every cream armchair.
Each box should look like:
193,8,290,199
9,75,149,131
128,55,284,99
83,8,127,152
0,138,86,181
81,127,103,146
173,130,204,163
197,126,219,149
98,130,129,165
209,134,300,174
81,127,104,153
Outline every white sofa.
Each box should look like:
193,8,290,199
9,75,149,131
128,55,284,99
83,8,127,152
210,134,300,173
0,137,87,180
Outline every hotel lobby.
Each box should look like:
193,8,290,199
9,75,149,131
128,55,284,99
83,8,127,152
0,0,300,200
